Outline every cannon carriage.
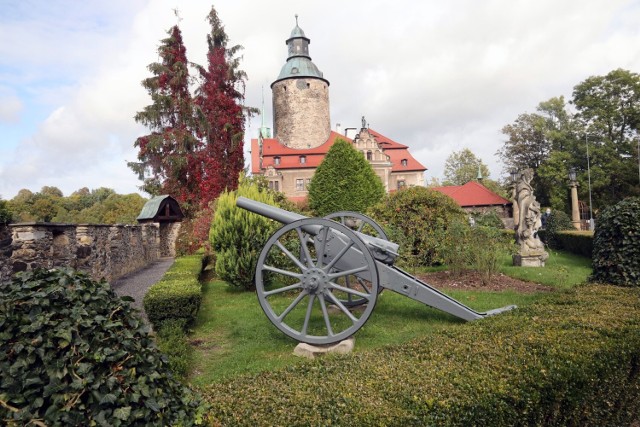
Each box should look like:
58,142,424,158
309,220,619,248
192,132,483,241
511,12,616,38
237,197,516,345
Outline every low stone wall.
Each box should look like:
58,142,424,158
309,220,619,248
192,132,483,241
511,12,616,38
0,222,162,283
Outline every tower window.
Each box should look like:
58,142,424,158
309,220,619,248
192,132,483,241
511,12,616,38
299,155,306,164
401,159,408,166
296,179,304,191
397,180,406,190
307,83,310,88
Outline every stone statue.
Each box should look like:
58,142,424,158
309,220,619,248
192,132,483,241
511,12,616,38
513,169,548,267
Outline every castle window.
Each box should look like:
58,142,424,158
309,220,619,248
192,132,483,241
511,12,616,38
401,159,408,166
397,180,406,190
299,155,306,164
366,151,372,161
274,156,281,165
269,181,279,191
296,179,304,191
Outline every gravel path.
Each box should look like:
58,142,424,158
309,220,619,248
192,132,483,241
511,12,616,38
111,257,175,321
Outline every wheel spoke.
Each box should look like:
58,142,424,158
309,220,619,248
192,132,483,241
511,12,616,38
328,265,368,279
275,240,307,271
325,292,358,323
263,282,302,296
329,282,370,299
263,264,302,279
323,240,354,272
301,294,315,336
276,290,308,322
318,296,334,337
295,228,314,267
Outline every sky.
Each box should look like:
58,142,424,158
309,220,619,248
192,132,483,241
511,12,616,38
1,0,639,199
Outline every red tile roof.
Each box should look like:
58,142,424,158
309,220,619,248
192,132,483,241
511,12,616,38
431,181,511,207
368,129,426,172
251,129,426,173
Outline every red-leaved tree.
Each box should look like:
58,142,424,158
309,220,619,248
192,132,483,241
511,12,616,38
194,6,255,205
128,26,201,213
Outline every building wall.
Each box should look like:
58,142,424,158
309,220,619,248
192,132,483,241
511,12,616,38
0,222,165,283
272,78,330,149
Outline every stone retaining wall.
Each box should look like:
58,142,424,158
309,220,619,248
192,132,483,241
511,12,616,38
0,222,163,283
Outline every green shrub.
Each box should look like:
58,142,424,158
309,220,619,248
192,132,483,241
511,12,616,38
144,255,203,330
543,210,573,248
555,230,593,258
308,138,385,217
440,220,472,276
0,198,11,224
472,210,505,228
591,196,640,286
0,268,207,426
369,187,467,266
202,285,640,426
469,226,512,284
209,175,279,290
155,319,193,379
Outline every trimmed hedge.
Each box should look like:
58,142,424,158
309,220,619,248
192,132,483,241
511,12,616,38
0,268,207,425
143,255,203,330
556,231,594,258
203,285,640,426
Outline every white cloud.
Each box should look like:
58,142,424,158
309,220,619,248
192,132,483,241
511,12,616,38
1,0,639,199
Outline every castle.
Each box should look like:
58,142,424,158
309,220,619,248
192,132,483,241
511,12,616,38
251,18,426,202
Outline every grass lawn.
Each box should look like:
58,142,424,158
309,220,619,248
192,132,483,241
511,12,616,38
188,249,591,386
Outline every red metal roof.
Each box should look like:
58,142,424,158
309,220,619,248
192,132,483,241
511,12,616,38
431,181,511,207
251,129,426,173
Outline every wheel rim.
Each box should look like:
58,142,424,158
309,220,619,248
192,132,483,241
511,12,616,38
255,218,379,345
324,211,388,240
324,211,387,307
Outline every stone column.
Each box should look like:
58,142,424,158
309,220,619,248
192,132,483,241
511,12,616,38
570,182,581,230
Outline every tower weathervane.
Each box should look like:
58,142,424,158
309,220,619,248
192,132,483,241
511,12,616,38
295,14,299,26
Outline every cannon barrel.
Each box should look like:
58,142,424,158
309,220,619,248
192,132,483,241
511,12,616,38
236,196,399,264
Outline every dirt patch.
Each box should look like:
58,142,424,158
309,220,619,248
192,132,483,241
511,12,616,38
417,270,554,293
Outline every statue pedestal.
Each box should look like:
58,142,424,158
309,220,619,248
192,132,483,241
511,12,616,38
513,252,548,267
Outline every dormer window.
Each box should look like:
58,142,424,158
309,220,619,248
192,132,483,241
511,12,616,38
300,155,306,164
274,156,281,165
401,159,408,166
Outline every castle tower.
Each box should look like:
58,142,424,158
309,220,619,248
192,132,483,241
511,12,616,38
271,16,330,149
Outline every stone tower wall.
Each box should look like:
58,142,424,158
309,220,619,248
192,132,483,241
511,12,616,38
272,78,330,149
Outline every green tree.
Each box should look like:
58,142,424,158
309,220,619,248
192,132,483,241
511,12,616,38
571,69,640,208
443,148,491,185
209,175,279,290
308,139,385,217
0,197,11,224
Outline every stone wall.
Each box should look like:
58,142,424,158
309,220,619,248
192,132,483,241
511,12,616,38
0,222,162,283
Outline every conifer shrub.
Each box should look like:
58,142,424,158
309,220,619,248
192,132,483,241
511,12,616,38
591,197,640,286
0,268,207,426
308,139,385,217
368,187,467,266
209,176,279,290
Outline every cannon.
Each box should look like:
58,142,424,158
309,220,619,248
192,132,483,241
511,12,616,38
237,197,516,345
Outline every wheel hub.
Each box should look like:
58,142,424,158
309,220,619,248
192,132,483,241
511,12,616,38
302,268,329,293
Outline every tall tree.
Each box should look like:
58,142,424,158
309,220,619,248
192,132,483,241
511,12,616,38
129,25,200,211
193,6,254,206
571,69,640,208
443,148,491,185
308,139,385,216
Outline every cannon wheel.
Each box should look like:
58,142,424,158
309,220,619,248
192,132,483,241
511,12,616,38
255,218,379,345
324,211,388,240
324,211,387,307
